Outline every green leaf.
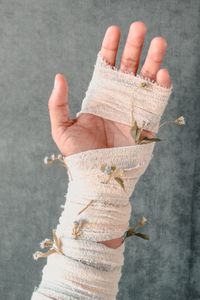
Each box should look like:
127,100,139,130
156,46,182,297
126,228,136,237
114,177,125,191
139,137,162,144
130,121,138,140
130,120,143,144
135,127,142,143
134,232,150,240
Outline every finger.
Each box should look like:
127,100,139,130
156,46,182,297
100,25,121,66
140,36,167,81
48,74,70,136
120,21,147,74
156,68,172,88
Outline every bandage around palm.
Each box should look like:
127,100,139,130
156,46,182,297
31,52,173,300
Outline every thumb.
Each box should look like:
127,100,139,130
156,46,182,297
48,73,70,136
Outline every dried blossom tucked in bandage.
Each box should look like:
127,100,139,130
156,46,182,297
31,51,185,300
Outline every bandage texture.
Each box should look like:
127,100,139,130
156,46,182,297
76,51,173,134
31,52,173,300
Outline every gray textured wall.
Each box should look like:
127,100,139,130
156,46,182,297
0,1,199,299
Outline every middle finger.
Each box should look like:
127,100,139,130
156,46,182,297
120,21,147,74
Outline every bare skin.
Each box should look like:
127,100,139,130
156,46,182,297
48,21,172,249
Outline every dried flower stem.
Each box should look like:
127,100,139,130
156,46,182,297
43,153,73,181
122,216,149,242
159,120,176,128
78,200,94,215
159,116,185,128
72,220,85,239
33,229,64,260
100,164,125,191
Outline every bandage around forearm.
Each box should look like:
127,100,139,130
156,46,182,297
31,52,172,300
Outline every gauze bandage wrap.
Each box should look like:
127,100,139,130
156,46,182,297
31,53,173,300
77,51,173,134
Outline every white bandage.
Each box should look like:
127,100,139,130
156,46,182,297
31,52,172,300
76,51,173,134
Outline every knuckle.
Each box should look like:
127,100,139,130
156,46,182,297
121,56,138,70
140,69,155,80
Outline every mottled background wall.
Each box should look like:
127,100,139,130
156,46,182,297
0,1,199,299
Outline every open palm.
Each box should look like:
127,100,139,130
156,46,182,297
48,22,172,157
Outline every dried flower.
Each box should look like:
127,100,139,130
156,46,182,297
33,229,64,260
103,165,113,175
51,154,56,160
139,137,162,144
71,220,85,239
140,82,150,89
130,118,161,145
40,238,53,249
57,153,64,160
100,164,125,191
129,103,160,145
137,216,148,227
43,153,65,165
122,216,150,242
174,116,185,126
159,115,186,129
44,156,52,165
130,120,142,143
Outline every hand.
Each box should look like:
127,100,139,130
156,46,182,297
48,22,172,248
48,21,172,157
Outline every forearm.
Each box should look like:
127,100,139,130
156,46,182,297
31,142,154,300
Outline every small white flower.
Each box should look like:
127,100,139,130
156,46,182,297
40,238,52,249
57,154,63,160
44,156,50,164
104,165,113,175
139,216,148,226
174,116,185,125
72,220,84,239
51,154,56,160
33,251,40,260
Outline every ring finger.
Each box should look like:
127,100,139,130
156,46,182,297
140,36,167,81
